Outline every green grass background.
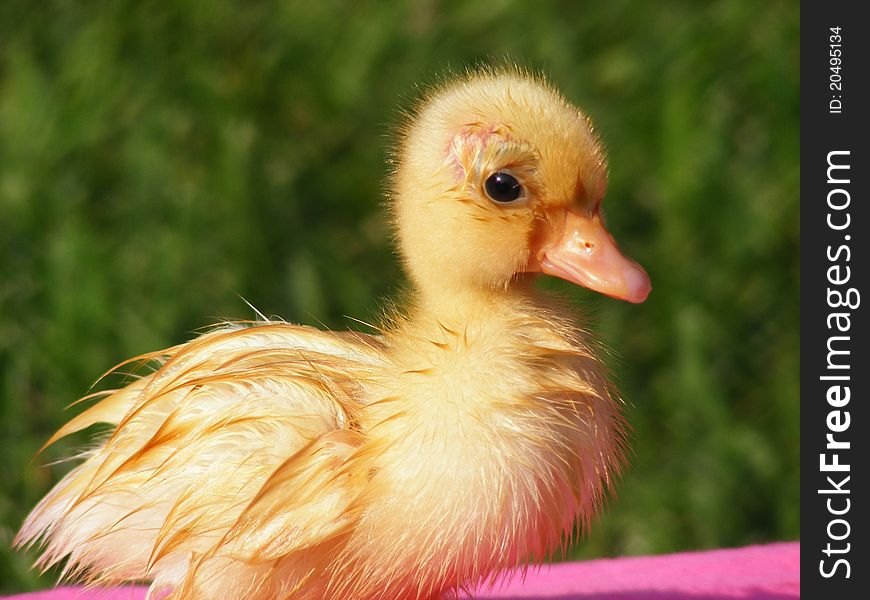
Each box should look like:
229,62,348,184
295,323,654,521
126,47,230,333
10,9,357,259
0,0,798,591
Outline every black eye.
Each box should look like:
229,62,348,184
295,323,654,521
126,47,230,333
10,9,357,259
484,172,523,203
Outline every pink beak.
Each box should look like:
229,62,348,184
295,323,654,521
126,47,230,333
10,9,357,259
531,209,651,303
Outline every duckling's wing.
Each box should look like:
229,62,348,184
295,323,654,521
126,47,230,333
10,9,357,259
16,322,384,592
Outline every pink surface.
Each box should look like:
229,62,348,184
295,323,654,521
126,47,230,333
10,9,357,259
5,542,799,599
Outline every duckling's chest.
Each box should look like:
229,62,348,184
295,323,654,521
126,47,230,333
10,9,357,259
360,322,592,482
347,320,613,579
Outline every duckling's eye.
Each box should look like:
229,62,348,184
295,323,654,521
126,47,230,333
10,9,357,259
484,172,523,203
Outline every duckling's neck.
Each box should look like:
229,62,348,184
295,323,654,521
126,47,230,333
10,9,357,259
411,277,541,325
387,277,582,374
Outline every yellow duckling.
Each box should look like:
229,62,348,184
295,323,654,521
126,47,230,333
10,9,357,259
17,69,650,600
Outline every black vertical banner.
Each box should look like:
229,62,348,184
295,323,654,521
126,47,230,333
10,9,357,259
802,2,868,598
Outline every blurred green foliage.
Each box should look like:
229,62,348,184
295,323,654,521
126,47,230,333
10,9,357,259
0,0,798,592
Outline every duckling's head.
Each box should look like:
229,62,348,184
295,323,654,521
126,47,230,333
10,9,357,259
392,70,650,304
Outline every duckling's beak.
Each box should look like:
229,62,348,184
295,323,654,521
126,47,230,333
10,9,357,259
531,208,651,303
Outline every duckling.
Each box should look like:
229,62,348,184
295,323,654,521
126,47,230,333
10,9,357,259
16,69,650,600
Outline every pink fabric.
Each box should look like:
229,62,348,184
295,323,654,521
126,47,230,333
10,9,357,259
5,542,799,599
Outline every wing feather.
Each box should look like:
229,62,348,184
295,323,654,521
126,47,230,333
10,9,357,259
16,321,383,594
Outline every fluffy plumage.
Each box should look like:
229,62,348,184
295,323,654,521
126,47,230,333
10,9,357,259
17,68,650,600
